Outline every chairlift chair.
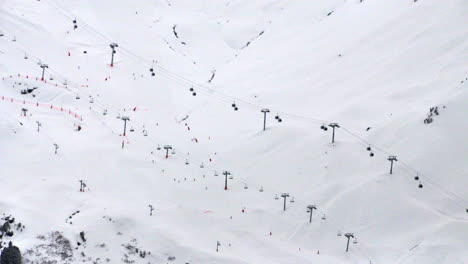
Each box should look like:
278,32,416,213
244,184,248,189
337,230,342,236
185,159,189,165
290,197,295,203
353,238,358,244
171,150,176,154
259,186,264,192
200,163,204,168
129,127,135,132
157,145,161,150
143,131,148,136
229,174,234,179
322,214,327,220
214,171,219,177
103,109,107,115
274,194,279,200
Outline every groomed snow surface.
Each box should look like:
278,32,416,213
1,0,467,263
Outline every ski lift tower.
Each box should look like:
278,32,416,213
306,205,317,223
121,116,130,136
344,233,355,252
328,123,340,143
40,63,48,81
280,193,290,211
109,43,118,67
387,156,398,174
222,171,231,190
163,145,173,159
261,108,270,131
79,180,87,192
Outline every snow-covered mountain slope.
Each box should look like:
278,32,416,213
0,0,467,263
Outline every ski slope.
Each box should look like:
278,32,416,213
1,0,467,263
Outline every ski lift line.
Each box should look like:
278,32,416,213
335,125,467,212
397,160,468,204
341,126,468,206
419,184,468,221
43,1,328,127
122,111,378,258
0,12,394,254
117,45,327,122
4,36,102,106
36,0,468,223
109,42,327,124
44,0,327,123
2,38,83,93
10,6,460,261
395,164,468,211
84,77,468,221
397,165,468,212
341,127,391,155
12,18,467,221
1,10,386,262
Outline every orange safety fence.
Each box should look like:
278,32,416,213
0,95,83,121
1,73,83,120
